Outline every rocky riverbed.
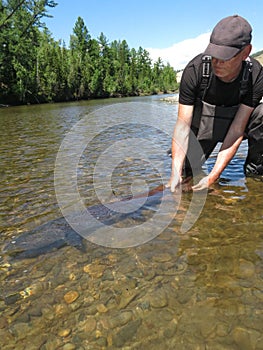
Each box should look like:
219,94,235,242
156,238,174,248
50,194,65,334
1,200,263,350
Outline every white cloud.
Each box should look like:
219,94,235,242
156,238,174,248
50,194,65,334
147,32,211,71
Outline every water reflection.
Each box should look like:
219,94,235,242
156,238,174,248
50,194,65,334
0,96,262,349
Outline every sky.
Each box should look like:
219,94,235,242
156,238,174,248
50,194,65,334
45,0,263,70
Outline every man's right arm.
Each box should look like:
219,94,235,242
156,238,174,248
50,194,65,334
169,104,194,192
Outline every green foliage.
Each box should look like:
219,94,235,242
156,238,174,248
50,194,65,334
0,2,178,105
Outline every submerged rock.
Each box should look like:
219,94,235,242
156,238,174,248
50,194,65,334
112,318,142,348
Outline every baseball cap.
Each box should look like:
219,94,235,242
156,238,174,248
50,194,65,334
204,15,252,60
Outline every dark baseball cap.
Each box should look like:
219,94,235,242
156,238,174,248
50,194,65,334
204,15,252,60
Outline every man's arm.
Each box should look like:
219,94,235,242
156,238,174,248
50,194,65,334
168,104,194,192
192,104,254,190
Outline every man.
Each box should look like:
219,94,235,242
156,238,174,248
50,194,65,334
167,15,263,192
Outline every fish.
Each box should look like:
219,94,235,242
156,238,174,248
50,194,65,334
3,184,168,259
3,217,84,259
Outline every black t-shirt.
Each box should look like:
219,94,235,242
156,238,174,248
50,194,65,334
179,54,263,108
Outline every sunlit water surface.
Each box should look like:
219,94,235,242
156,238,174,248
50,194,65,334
0,96,262,350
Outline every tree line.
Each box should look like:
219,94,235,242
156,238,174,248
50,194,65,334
0,1,179,106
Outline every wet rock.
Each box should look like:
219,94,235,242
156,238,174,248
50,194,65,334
96,303,108,313
41,305,55,321
152,253,172,262
58,328,71,337
117,289,139,309
0,316,8,329
78,316,97,333
16,311,30,323
101,311,133,329
64,291,79,304
255,336,263,350
236,259,255,279
54,303,70,316
158,309,175,322
199,319,217,339
143,270,156,281
137,300,150,311
232,327,252,350
28,305,43,317
149,288,168,308
253,289,263,301
95,336,107,347
0,328,14,346
83,263,106,278
40,335,63,350
10,322,31,339
62,343,76,350
216,322,230,337
4,292,22,305
163,319,178,338
176,288,194,304
112,318,142,348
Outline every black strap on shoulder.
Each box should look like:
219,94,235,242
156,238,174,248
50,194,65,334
239,59,253,98
199,55,212,99
199,55,253,101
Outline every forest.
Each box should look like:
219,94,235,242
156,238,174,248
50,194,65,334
0,0,179,106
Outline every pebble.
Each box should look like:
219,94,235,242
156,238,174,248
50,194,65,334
177,289,194,304
163,319,178,338
41,335,62,350
83,264,105,278
0,317,8,329
112,318,142,348
79,316,97,333
64,291,79,304
41,305,55,320
149,289,168,308
11,322,31,339
118,290,139,309
96,303,108,313
232,326,252,350
236,259,255,279
216,323,230,337
58,328,71,337
62,343,76,350
152,253,172,262
55,303,70,316
102,311,133,329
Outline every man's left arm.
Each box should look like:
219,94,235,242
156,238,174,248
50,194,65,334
192,104,254,191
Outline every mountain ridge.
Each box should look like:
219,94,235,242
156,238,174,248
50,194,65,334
252,51,263,65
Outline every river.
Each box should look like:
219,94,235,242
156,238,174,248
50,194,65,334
0,95,262,349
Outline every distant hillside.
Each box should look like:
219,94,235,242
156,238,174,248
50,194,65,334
252,51,263,65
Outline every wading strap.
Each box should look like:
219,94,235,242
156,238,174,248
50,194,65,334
199,55,212,99
200,56,253,101
240,59,253,98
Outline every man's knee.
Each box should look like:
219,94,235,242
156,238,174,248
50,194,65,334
244,103,263,176
246,103,263,143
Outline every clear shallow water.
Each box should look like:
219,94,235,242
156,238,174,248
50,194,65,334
0,96,262,350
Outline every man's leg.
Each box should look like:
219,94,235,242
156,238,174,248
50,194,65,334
183,131,218,177
244,104,263,176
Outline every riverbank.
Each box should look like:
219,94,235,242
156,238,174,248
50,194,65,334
160,95,179,103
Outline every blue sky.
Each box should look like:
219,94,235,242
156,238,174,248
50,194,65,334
45,0,263,70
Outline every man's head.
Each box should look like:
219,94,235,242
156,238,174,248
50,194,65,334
204,15,252,61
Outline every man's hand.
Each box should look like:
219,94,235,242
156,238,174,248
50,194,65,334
192,175,211,191
166,173,182,193
167,175,194,193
